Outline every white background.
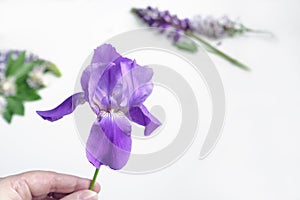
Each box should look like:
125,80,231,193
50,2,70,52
1,0,300,199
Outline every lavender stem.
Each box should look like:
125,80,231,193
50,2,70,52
187,31,251,71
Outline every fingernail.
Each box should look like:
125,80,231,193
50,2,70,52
80,190,98,200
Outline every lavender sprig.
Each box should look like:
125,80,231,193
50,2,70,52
131,6,251,71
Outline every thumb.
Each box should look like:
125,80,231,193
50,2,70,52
61,190,98,200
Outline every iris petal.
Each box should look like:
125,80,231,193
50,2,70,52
86,113,132,170
36,92,85,122
87,63,112,114
95,58,133,107
99,59,154,111
120,60,154,108
129,104,161,136
81,44,121,111
91,44,120,65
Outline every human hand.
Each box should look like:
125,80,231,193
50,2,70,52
0,171,100,200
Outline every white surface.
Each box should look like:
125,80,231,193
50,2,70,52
0,0,300,199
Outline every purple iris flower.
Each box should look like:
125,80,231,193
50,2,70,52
37,44,161,170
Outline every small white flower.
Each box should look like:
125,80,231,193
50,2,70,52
11,53,18,60
0,96,6,115
0,78,17,96
27,65,47,89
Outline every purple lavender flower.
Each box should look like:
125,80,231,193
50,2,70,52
37,44,161,170
132,6,192,42
0,51,15,79
0,50,36,63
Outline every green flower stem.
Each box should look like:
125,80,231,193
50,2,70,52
186,31,251,71
247,29,274,37
89,168,100,191
240,25,274,37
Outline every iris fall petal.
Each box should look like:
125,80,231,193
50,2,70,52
86,113,132,170
36,92,85,122
129,104,161,136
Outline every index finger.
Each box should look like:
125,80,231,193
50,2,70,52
12,171,100,197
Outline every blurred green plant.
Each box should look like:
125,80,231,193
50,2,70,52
0,51,61,123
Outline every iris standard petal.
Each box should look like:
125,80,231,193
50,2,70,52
120,60,154,107
81,44,121,111
91,44,120,65
80,64,91,99
36,92,85,122
86,47,154,112
87,63,112,114
129,104,161,136
86,113,132,170
91,57,133,110
97,58,132,98
100,59,154,110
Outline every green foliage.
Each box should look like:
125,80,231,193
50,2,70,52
6,52,26,77
2,108,13,123
45,61,62,77
15,84,41,101
1,51,61,123
2,97,25,123
174,39,198,53
6,97,25,116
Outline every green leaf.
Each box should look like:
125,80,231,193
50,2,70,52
6,52,26,77
2,109,13,123
15,60,45,85
45,61,62,77
174,39,198,53
15,87,41,101
13,62,35,80
6,97,25,116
